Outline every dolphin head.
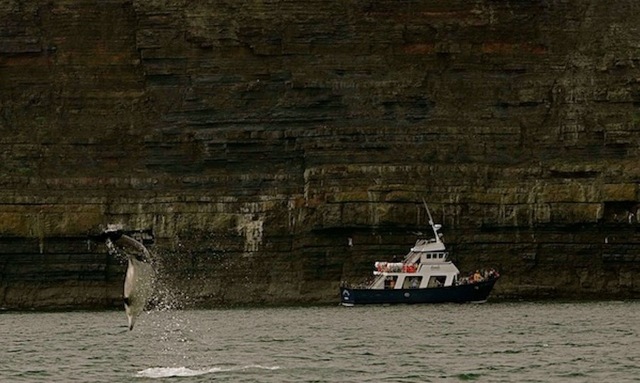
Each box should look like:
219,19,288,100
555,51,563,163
128,317,135,331
125,298,136,331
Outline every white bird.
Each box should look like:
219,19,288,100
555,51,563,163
106,234,155,330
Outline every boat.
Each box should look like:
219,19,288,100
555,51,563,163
340,203,500,306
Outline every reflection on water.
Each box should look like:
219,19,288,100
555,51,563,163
1,302,639,382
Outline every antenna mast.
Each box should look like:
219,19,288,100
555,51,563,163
422,198,442,243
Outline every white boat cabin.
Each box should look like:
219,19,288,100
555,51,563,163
367,223,460,290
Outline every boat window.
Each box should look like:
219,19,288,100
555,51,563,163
427,276,446,288
402,276,422,289
384,276,398,289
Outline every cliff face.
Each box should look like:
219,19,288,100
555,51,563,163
2,0,640,308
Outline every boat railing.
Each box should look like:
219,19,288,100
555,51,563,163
456,268,500,285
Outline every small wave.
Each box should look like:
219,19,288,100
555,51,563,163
456,372,482,381
136,365,280,378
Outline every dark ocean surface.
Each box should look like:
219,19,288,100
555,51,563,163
1,302,639,382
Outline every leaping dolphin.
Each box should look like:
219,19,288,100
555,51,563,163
106,233,155,331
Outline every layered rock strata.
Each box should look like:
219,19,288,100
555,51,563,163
1,0,640,308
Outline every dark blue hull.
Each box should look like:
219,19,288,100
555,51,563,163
340,277,499,306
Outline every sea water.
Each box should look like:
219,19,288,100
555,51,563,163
1,302,639,382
